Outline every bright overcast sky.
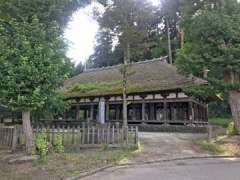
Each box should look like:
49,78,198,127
64,0,160,65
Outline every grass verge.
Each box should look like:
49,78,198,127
0,144,141,180
196,136,240,156
209,117,232,129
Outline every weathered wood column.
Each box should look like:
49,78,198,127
132,105,137,121
149,103,155,120
163,101,167,125
63,111,67,120
98,98,105,124
141,95,147,122
204,105,208,123
116,105,120,121
189,101,195,124
76,104,80,121
89,98,95,122
105,98,110,121
161,93,169,125
90,104,94,121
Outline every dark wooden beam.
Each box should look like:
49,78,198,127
163,99,167,125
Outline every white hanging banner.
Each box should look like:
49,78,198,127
98,98,105,124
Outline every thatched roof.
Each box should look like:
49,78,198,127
64,57,207,98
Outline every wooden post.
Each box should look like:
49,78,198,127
62,125,65,146
72,126,75,145
76,104,80,121
208,125,213,141
116,105,120,121
77,125,81,144
189,102,194,124
126,126,128,145
132,105,136,121
106,102,109,122
116,122,120,144
82,122,85,144
87,125,90,144
112,125,115,144
90,104,94,121
149,103,155,120
11,126,18,152
142,101,146,122
163,100,167,125
92,126,95,144
135,126,138,144
51,125,54,145
97,127,100,144
107,125,110,144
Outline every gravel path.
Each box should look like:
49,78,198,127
131,132,208,163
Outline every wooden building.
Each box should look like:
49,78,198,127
63,57,208,126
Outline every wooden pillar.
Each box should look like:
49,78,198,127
204,105,208,123
173,103,177,122
132,105,137,121
106,102,109,122
84,108,87,120
76,104,80,121
189,102,194,124
90,104,94,121
149,103,155,120
163,100,167,124
200,106,203,122
116,105,120,121
142,100,146,122
194,104,197,122
64,111,67,120
98,98,105,124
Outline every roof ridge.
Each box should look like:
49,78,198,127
84,56,168,73
67,56,168,83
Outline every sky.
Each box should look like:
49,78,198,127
64,0,160,65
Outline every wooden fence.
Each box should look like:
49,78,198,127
35,124,139,148
0,124,139,151
0,125,18,150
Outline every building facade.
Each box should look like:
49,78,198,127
63,57,208,126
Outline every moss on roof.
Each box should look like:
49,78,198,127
64,57,207,98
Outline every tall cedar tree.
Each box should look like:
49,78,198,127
90,0,158,68
176,0,240,133
97,0,156,135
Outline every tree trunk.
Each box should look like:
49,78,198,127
122,41,130,142
180,29,184,49
167,20,173,64
228,90,240,134
22,111,33,154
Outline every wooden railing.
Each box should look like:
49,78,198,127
0,125,18,150
34,124,138,148
0,124,138,151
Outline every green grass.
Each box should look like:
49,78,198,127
197,140,224,154
197,137,240,156
0,145,141,180
209,117,233,128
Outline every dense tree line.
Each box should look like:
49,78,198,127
87,0,181,68
83,0,240,132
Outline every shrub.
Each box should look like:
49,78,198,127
226,122,238,136
209,118,232,128
53,133,64,153
34,129,49,160
198,140,224,154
